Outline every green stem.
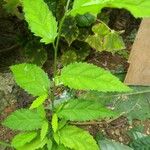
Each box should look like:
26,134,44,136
51,0,71,112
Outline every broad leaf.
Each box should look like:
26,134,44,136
52,113,58,133
11,132,37,149
75,13,96,27
57,125,99,150
30,94,48,109
61,16,79,45
70,0,106,16
59,62,131,92
103,31,125,52
98,139,133,150
22,0,58,44
17,137,47,150
40,121,49,141
2,109,44,131
107,0,150,18
86,23,125,53
57,99,117,121
80,86,150,121
10,63,50,96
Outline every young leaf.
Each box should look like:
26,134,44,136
22,0,58,44
11,132,37,149
57,99,117,121
59,62,131,92
17,137,47,150
40,121,49,141
30,94,48,109
52,113,58,133
10,63,50,96
98,139,133,150
57,125,99,150
2,109,44,131
107,0,150,18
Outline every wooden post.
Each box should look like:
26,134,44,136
125,19,150,85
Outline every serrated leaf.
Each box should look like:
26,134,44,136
129,136,150,150
98,139,133,150
61,16,79,45
17,137,47,150
57,99,117,121
11,132,37,148
107,0,150,18
10,63,50,96
2,109,44,131
60,62,131,92
30,94,48,109
57,125,99,150
22,0,58,44
40,121,49,141
52,113,58,133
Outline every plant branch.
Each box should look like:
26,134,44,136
51,0,71,112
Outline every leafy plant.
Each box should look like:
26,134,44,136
1,0,150,150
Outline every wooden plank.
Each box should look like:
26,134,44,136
125,19,150,85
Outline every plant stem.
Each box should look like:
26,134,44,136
51,0,71,112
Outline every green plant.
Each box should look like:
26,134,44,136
1,0,150,150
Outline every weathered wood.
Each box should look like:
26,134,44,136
125,19,150,85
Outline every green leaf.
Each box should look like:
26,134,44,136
2,109,44,131
86,23,125,53
75,13,96,27
57,125,99,150
11,132,37,149
103,31,125,52
17,137,47,150
24,48,48,67
129,136,150,150
22,0,58,44
10,63,50,96
81,86,150,121
70,0,106,16
107,0,150,18
57,99,117,121
40,121,49,141
47,139,52,150
52,113,58,133
60,62,131,92
98,139,133,150
61,50,77,66
61,16,79,45
37,105,46,119
30,94,48,109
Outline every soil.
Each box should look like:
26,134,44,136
0,5,149,150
